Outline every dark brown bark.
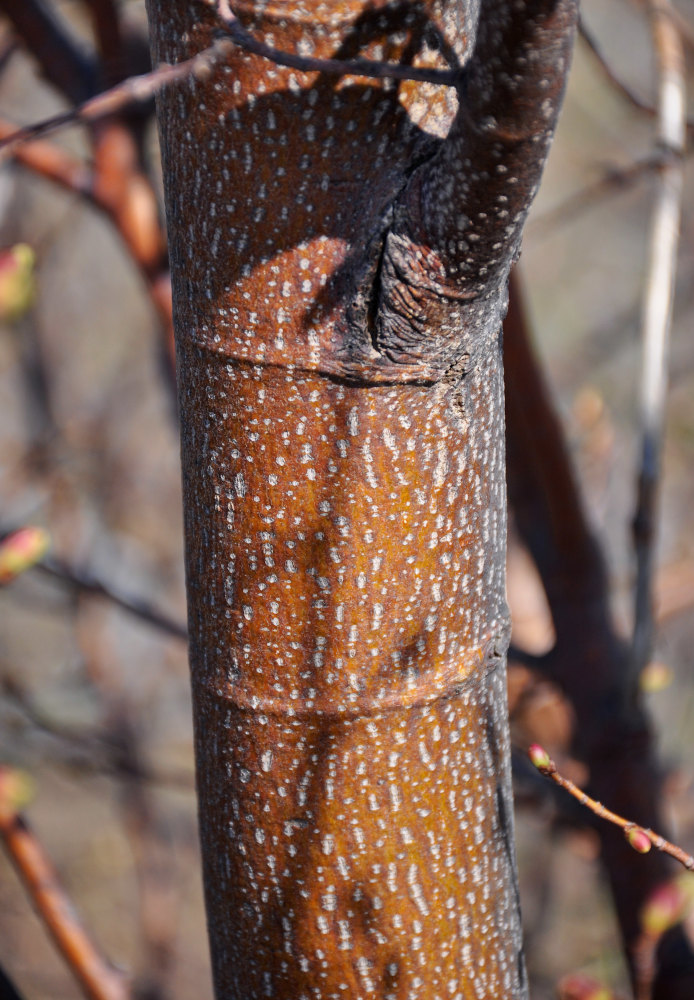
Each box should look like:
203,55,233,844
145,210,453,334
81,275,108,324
148,2,577,997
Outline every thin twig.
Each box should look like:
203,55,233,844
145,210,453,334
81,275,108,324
1,672,193,789
579,16,653,115
213,0,457,85
667,4,694,52
0,118,93,194
530,140,694,241
528,745,694,872
630,0,686,698
507,644,554,674
0,1,459,155
529,154,664,239
0,38,236,154
36,557,187,641
579,16,694,136
0,808,130,1000
1,0,98,104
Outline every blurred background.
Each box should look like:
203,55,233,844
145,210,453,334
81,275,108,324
0,0,693,997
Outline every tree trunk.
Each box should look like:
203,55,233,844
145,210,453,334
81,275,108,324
147,2,577,997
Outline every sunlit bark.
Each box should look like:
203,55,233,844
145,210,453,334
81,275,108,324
148,2,577,996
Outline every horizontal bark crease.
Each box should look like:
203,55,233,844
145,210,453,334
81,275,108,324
148,0,577,996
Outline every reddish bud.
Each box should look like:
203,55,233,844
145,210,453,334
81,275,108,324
0,527,50,584
528,743,552,771
641,880,689,936
0,243,35,322
625,826,652,854
558,972,614,999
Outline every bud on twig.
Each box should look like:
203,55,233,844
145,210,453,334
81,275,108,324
0,527,50,584
625,825,652,854
0,766,35,820
0,244,35,321
528,743,553,772
528,745,694,871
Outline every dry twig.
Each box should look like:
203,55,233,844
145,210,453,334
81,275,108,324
37,557,187,641
528,745,694,872
0,38,236,153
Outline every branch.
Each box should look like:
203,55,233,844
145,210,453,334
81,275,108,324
369,0,579,375
502,273,694,992
504,270,610,632
579,15,694,137
630,0,686,697
508,644,554,673
1,672,193,789
1,0,98,104
0,116,173,370
579,16,654,115
83,0,125,88
0,38,236,153
36,557,187,641
0,118,93,194
0,796,130,1000
528,154,663,239
0,964,27,1000
212,0,456,84
0,1,461,157
422,0,579,283
528,745,694,872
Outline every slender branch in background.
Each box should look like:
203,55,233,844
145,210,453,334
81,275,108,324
630,0,686,700
0,38,236,153
0,0,460,156
504,271,610,630
82,0,125,88
0,118,93,194
0,963,27,1000
0,0,98,104
0,801,130,1000
529,153,663,239
212,0,457,83
629,0,694,52
528,745,694,871
579,16,694,136
667,3,694,51
0,117,175,371
36,557,187,641
579,15,654,115
117,743,183,1000
1,672,193,789
507,644,554,673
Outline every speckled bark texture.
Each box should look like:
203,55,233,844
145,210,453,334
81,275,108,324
147,2,577,997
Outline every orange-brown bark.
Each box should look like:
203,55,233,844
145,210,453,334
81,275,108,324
149,1,577,996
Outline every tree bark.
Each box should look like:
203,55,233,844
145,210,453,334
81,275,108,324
147,2,577,997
